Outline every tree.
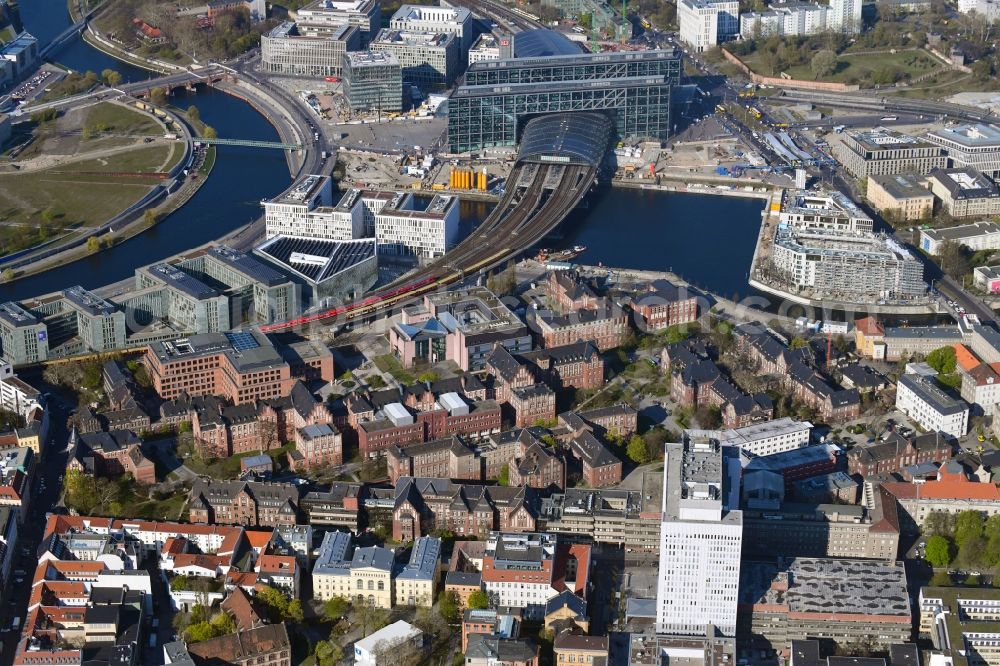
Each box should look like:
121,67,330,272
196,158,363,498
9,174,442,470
143,209,160,226
626,434,649,464
315,640,344,666
86,236,101,253
789,336,809,349
925,535,953,567
184,621,218,643
203,125,218,139
955,510,984,547
254,585,289,622
937,240,971,280
926,346,958,375
438,590,460,623
958,535,985,568
467,589,489,610
323,596,350,623
187,105,201,123
811,49,838,79
41,208,56,224
150,87,168,106
498,463,509,486
101,69,122,86
417,371,438,383
925,510,955,537
1,269,14,283
286,598,305,623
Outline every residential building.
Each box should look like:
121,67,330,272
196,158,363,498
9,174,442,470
927,167,1000,218
343,51,403,113
779,189,874,234
533,304,630,351
507,428,564,489
827,0,863,32
68,430,156,486
678,0,739,51
538,486,662,553
925,123,1000,179
295,0,381,43
449,38,680,152
354,620,423,665
738,558,911,653
144,330,333,403
833,128,948,178
0,362,41,419
770,227,926,300
368,28,459,88
481,532,590,619
390,287,531,372
656,433,743,637
185,624,292,666
261,22,361,77
300,483,364,530
847,430,955,477
919,586,1000,666
509,384,557,429
388,476,538,541
393,536,441,607
188,479,299,527
881,460,1000,531
866,174,934,221
629,279,700,332
553,634,608,665
896,373,969,438
740,2,832,39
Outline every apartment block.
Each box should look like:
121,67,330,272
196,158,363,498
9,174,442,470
927,167,1000,218
779,189,874,234
188,479,299,527
678,0,739,51
374,191,459,260
896,373,969,438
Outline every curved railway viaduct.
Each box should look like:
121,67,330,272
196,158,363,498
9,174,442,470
261,112,615,332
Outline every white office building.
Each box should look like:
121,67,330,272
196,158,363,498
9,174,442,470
264,174,334,238
678,0,739,51
389,4,476,55
375,192,460,260
261,22,361,77
925,124,1000,180
263,175,387,242
656,434,743,637
368,28,460,88
896,374,969,439
296,0,382,43
779,189,874,234
468,32,502,65
0,362,41,419
712,417,813,457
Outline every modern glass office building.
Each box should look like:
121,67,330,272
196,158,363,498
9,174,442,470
448,33,681,153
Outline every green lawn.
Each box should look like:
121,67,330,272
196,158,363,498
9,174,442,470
84,102,162,136
71,144,175,174
741,49,941,85
184,443,296,480
373,354,416,384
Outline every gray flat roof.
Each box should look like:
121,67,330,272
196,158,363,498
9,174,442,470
899,373,968,416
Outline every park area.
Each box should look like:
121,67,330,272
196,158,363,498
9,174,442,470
0,102,183,256
739,47,943,85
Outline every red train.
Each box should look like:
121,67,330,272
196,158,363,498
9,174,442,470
259,276,438,333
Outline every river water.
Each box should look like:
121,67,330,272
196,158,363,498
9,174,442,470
10,1,769,306
4,0,292,301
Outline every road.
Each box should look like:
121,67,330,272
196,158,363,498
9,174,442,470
0,400,71,665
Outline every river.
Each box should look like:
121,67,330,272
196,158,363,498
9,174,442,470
11,1,769,307
4,0,292,301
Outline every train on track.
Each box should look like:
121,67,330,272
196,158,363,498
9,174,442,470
259,248,511,333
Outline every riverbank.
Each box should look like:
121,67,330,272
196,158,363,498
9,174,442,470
1,105,216,284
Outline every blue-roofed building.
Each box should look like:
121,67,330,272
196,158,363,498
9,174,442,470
312,530,354,601
241,453,274,478
394,536,441,607
352,545,396,608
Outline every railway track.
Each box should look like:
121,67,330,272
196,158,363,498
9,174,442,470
260,162,595,333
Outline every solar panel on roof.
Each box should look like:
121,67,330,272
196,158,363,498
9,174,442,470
225,331,259,352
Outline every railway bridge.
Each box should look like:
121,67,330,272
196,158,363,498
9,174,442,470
261,111,615,332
